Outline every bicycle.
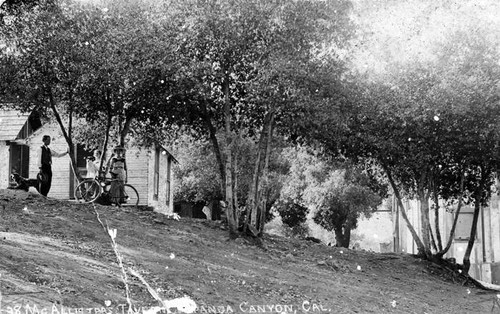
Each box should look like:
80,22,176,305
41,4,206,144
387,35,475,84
74,174,139,207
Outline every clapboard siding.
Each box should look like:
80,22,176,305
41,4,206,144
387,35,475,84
0,110,31,188
123,146,149,206
0,144,10,189
146,148,173,214
27,125,72,199
18,122,175,213
0,110,30,140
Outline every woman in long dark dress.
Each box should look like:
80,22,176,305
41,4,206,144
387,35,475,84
108,146,127,206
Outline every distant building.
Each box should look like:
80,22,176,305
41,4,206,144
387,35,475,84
394,193,500,284
0,109,177,214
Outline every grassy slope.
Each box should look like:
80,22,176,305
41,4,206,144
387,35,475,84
0,189,496,314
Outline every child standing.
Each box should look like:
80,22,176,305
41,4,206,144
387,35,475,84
86,150,102,178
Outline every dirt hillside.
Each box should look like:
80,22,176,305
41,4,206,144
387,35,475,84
0,189,497,314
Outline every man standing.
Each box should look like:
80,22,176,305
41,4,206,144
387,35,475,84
37,135,68,196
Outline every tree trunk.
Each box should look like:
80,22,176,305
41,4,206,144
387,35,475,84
67,96,73,141
119,116,133,147
436,204,463,259
433,198,443,252
382,163,426,255
224,137,237,237
418,191,432,258
48,89,81,181
463,196,481,274
429,221,438,252
244,139,260,233
222,78,237,236
100,109,113,176
258,114,274,235
247,146,262,232
432,182,444,252
247,110,274,236
201,104,226,196
233,153,239,226
436,171,465,258
463,165,487,274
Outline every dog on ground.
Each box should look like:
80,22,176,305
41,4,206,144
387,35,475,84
8,172,39,192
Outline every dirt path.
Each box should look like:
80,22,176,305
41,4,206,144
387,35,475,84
0,189,497,314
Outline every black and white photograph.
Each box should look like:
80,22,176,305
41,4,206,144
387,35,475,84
1,0,500,313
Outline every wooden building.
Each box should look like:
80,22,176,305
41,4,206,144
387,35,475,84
0,109,177,214
394,192,500,284
0,110,41,188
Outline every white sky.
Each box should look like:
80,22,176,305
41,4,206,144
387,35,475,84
40,0,500,79
349,0,500,76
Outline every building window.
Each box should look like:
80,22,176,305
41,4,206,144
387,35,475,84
9,144,29,178
153,147,160,200
454,207,476,241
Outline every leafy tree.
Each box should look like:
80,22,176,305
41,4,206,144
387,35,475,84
67,0,179,167
312,171,383,248
271,200,310,238
0,0,177,177
0,0,104,179
320,64,500,258
276,147,384,247
152,0,353,236
171,133,223,203
275,201,309,228
172,131,289,228
311,3,500,265
0,0,50,24
437,30,500,270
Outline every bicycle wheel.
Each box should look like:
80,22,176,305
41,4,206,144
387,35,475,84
122,184,139,207
74,179,102,203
